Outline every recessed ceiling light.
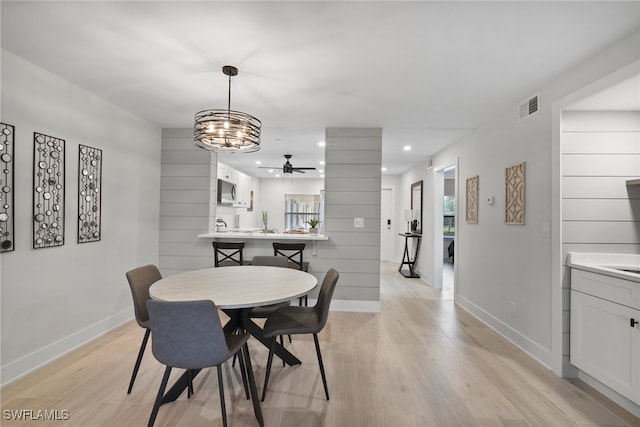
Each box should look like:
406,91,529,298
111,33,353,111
381,167,387,171
268,169,274,173
320,161,325,165
318,141,325,147
321,174,325,178
255,160,262,165
275,174,280,178
403,145,411,151
318,169,324,173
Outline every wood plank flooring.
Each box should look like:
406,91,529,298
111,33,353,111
2,262,639,426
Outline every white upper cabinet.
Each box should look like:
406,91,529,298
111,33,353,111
217,163,237,184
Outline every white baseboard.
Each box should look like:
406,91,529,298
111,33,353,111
456,295,552,369
1,308,133,387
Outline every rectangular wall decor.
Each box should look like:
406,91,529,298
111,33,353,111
466,175,479,224
0,123,15,252
505,161,525,225
33,132,65,248
78,145,102,243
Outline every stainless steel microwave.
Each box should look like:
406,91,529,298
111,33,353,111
217,179,236,205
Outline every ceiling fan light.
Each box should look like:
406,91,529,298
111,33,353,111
194,65,261,153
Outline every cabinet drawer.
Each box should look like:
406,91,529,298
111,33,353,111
571,269,640,310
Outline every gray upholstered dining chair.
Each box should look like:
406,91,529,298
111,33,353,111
247,255,293,352
146,299,263,427
248,256,290,317
261,268,340,401
125,264,162,394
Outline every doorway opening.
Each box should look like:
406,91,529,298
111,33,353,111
434,163,457,299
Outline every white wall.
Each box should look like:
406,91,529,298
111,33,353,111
403,30,640,377
0,51,161,385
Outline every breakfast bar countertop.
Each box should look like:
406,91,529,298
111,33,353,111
198,231,330,241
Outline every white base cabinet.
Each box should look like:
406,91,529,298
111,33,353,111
570,269,640,404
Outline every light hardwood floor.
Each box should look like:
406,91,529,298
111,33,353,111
2,262,639,426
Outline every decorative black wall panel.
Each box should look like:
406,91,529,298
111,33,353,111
33,133,65,249
0,123,15,252
77,145,102,243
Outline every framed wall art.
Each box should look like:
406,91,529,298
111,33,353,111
0,123,15,252
505,161,525,225
33,132,65,249
466,175,478,224
77,145,102,243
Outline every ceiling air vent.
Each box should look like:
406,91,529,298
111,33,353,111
518,93,539,121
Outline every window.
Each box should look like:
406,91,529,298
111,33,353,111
443,195,455,235
285,194,320,231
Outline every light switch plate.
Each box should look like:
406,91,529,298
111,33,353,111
354,217,365,228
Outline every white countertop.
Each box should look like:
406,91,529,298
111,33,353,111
198,231,330,241
567,252,640,283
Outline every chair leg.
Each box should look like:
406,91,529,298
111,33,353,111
148,365,172,427
261,337,277,401
279,335,285,367
236,349,250,400
242,342,264,427
313,333,330,400
187,369,193,398
128,328,150,394
217,366,228,427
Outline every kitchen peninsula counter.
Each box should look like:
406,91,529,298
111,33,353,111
198,231,329,257
198,231,329,241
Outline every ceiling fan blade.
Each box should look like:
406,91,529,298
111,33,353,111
293,169,306,173
292,167,316,170
259,166,282,169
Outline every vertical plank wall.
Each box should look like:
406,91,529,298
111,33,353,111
159,128,216,277
561,110,640,369
158,127,382,309
320,128,382,307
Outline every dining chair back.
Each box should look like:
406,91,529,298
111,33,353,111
146,299,263,427
125,264,162,394
213,241,245,267
261,268,340,401
250,255,289,268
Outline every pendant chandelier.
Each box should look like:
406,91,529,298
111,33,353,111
193,65,261,153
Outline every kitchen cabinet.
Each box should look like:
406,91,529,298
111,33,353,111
570,269,640,404
235,172,252,208
217,163,237,184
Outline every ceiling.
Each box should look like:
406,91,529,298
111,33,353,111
2,1,639,179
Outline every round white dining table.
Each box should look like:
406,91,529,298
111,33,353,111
149,265,317,308
148,265,318,410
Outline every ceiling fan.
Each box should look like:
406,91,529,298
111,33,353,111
260,154,316,174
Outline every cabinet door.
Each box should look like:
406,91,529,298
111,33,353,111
571,290,640,402
235,173,251,208
217,163,236,184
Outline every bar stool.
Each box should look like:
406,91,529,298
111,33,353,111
273,242,309,305
213,241,246,267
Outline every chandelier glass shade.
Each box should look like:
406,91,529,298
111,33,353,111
193,65,261,153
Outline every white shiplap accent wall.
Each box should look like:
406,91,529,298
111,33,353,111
321,128,382,304
561,110,640,369
160,129,216,276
